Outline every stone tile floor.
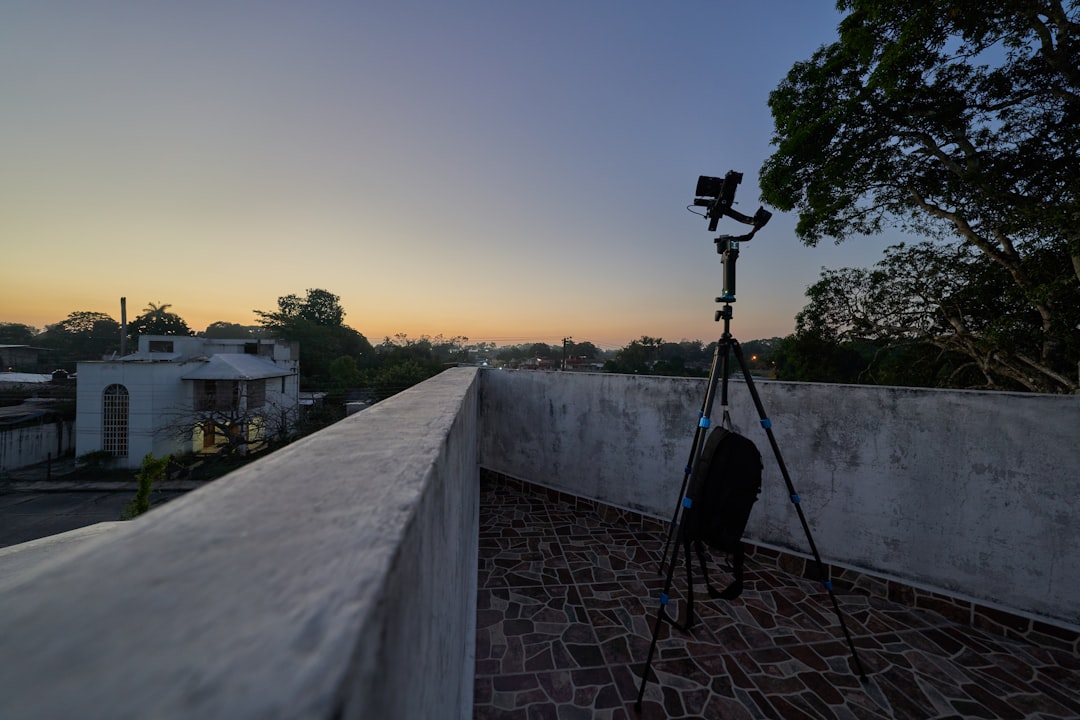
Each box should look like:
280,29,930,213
474,477,1080,719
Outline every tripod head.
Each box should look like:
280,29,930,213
692,170,772,304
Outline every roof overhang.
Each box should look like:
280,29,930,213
182,355,292,381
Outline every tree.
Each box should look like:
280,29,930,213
741,338,783,375
268,288,345,327
38,311,121,365
772,332,873,385
255,289,372,385
526,343,557,360
604,337,658,374
568,341,599,359
370,335,455,395
792,240,1076,390
128,302,192,338
760,0,1080,392
328,355,364,392
201,321,260,339
163,380,299,458
371,360,437,400
0,322,38,344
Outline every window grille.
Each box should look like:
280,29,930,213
102,384,129,457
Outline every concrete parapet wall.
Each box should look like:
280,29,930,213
478,370,1080,628
0,367,480,719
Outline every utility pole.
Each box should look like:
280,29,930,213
561,337,572,371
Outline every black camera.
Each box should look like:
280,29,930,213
694,171,743,232
692,170,772,237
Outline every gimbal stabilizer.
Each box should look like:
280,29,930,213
635,170,866,713
692,171,773,303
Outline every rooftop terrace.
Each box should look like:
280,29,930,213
475,473,1080,719
0,367,1077,718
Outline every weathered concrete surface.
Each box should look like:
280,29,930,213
478,370,1080,627
0,418,73,473
0,521,125,593
0,367,480,720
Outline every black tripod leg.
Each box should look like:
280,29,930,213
656,340,727,576
638,336,733,711
730,340,869,680
635,519,693,711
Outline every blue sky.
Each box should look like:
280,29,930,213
0,1,902,348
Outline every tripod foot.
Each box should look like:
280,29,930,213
718,580,744,600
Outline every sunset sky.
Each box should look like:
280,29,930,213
1,1,903,349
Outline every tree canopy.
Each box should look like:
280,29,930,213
0,322,38,345
760,0,1079,392
201,321,261,339
254,289,372,384
38,311,122,365
127,302,193,338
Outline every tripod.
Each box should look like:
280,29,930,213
634,176,868,711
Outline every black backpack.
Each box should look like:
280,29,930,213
677,426,763,629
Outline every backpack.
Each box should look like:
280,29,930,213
677,426,763,629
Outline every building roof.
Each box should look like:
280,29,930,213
0,372,53,384
0,403,62,426
181,354,292,381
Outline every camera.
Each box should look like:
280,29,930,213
694,171,743,232
692,170,772,237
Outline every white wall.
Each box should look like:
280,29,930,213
77,338,300,466
76,361,195,466
478,370,1080,628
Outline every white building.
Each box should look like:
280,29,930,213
76,336,300,468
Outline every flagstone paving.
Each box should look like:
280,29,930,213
474,475,1080,719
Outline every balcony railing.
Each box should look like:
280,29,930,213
0,368,1076,718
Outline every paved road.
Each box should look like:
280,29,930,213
0,490,187,549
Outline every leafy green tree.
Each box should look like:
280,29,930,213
604,338,654,374
273,288,345,327
371,359,438,400
38,311,121,366
201,321,261,339
526,343,557,360
737,338,783,375
0,322,38,344
329,355,364,391
791,240,1075,389
760,0,1080,392
255,289,372,386
128,302,193,338
772,333,873,385
567,340,599,359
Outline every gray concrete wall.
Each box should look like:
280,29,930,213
0,418,73,473
478,370,1080,627
0,367,480,720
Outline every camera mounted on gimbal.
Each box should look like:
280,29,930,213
636,172,867,711
692,171,772,305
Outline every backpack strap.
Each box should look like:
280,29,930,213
694,538,747,601
675,529,697,632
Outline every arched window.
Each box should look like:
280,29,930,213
102,384,129,457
